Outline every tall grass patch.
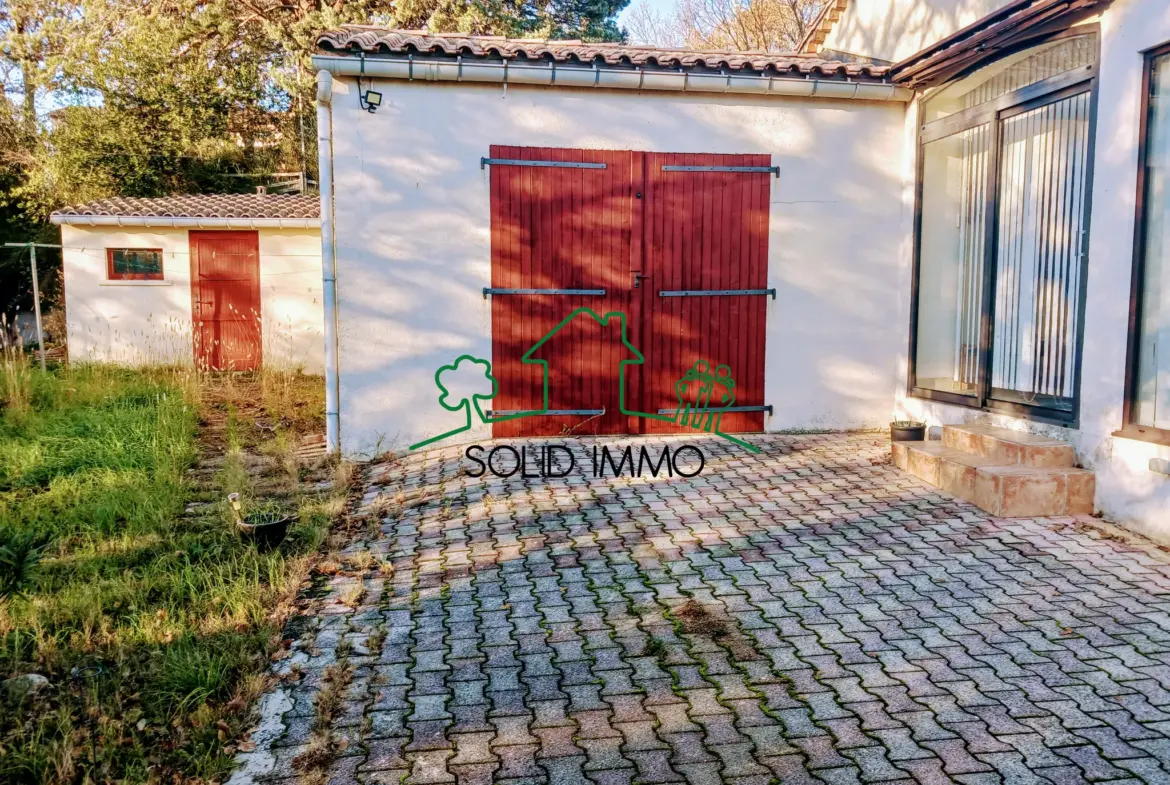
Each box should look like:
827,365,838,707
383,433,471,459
0,362,329,785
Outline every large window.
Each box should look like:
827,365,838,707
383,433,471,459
910,33,1097,423
1125,45,1170,440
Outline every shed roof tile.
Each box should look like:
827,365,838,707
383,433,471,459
52,194,319,220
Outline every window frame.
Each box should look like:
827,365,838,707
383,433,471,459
907,27,1101,428
106,247,164,281
1118,41,1170,448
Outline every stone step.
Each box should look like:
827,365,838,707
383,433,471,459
975,464,1095,518
892,441,1010,502
892,440,1094,517
942,424,1075,468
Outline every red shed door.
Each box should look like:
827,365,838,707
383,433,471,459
190,230,262,371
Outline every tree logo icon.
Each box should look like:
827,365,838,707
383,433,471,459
410,355,503,450
436,356,498,418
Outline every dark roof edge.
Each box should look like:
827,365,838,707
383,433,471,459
889,0,1109,88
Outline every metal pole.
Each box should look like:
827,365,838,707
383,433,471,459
4,242,58,371
29,243,45,371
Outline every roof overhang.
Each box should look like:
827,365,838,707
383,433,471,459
51,215,321,229
310,53,913,103
889,0,1110,90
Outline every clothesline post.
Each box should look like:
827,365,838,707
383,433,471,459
4,241,63,372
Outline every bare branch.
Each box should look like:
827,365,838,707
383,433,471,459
627,0,826,52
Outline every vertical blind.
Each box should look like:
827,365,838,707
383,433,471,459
954,125,991,391
991,91,1091,408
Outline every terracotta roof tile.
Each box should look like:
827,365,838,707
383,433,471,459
52,194,319,220
316,27,891,81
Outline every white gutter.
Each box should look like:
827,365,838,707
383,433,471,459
317,69,342,456
50,215,320,228
310,54,913,102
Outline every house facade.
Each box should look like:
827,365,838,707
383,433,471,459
52,194,325,372
312,0,1170,539
805,0,1170,536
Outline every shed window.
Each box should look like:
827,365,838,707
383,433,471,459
107,248,163,281
1126,46,1170,436
910,32,1097,424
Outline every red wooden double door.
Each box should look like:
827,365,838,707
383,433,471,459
489,146,771,438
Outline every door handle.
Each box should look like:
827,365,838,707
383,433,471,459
632,272,648,289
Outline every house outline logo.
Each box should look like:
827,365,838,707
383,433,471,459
409,307,759,453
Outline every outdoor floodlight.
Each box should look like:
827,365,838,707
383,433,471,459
362,89,382,113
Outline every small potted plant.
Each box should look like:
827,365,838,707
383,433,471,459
228,493,293,551
890,419,927,442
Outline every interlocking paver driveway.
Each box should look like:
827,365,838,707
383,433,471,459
232,433,1170,785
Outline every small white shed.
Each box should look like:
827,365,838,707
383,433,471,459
51,194,324,372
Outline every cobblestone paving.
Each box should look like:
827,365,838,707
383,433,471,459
231,433,1170,785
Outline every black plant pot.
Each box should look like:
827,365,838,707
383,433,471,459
236,516,292,551
890,422,927,442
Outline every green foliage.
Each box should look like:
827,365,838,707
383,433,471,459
2,0,631,212
147,637,247,716
0,527,49,597
0,0,631,311
239,498,290,526
417,0,631,41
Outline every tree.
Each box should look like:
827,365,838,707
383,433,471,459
0,0,75,134
0,0,633,319
401,0,630,41
625,0,826,52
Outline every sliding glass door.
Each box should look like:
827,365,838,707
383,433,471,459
910,33,1097,423
990,90,1092,414
915,125,990,398
1124,45,1170,440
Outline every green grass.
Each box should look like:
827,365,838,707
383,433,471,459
0,360,332,785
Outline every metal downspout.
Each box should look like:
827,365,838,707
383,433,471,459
317,70,341,454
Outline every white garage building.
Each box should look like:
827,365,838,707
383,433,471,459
311,0,1170,539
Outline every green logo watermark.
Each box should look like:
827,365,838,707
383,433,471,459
409,307,759,454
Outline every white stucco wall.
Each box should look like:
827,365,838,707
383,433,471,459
61,225,324,372
895,0,1170,539
822,0,1018,63
258,229,326,372
327,77,909,456
62,225,196,365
